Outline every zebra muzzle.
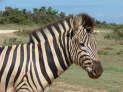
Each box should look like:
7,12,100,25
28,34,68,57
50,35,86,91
87,61,103,79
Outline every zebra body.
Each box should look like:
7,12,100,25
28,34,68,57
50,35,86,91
0,13,103,92
0,40,71,92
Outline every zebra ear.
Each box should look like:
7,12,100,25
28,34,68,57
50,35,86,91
68,15,82,39
70,15,82,30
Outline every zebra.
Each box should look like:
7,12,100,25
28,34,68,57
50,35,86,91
0,14,103,92
28,13,103,89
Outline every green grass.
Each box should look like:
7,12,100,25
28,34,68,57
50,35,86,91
0,24,41,30
56,65,123,92
0,24,41,45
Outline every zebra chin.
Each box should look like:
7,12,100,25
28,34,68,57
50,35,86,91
87,61,103,79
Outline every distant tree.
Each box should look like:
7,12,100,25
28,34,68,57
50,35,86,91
0,6,66,25
59,12,66,18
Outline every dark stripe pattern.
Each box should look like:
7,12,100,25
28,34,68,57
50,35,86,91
0,13,97,92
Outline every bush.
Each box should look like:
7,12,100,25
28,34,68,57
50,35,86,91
113,28,123,40
104,28,123,42
3,38,23,46
104,33,113,40
98,50,109,55
103,47,113,50
15,29,31,36
116,50,123,55
0,6,66,25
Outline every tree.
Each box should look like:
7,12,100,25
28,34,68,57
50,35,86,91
0,6,66,24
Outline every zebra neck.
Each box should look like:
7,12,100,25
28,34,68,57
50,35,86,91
0,46,4,55
36,35,72,84
35,21,73,66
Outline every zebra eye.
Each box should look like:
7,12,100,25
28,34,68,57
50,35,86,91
86,29,91,33
80,43,85,47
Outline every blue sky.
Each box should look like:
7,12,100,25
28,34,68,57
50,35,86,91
0,0,123,24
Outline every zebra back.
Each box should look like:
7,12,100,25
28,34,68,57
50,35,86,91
29,13,95,44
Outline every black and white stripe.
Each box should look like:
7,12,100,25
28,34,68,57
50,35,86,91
0,13,103,92
29,13,97,65
0,40,71,92
29,13,103,79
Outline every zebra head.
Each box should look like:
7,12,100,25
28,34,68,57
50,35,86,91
67,14,103,79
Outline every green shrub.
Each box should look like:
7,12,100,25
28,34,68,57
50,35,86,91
104,33,113,39
15,29,31,36
103,47,113,50
98,50,109,55
113,28,123,40
116,50,123,55
0,6,65,25
3,38,23,46
104,28,123,41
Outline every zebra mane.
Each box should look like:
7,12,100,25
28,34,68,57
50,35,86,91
29,13,95,43
78,13,95,28
31,13,95,34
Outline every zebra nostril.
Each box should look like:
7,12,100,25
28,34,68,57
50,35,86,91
87,60,103,79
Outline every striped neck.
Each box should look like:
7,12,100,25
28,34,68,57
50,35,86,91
37,29,73,79
29,17,74,84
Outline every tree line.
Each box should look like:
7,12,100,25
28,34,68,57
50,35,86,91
0,6,122,29
0,6,66,25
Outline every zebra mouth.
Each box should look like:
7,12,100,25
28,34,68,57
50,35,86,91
87,61,103,79
80,59,103,79
87,70,101,79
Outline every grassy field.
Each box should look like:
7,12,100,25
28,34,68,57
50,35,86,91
0,24,41,45
0,25,123,92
